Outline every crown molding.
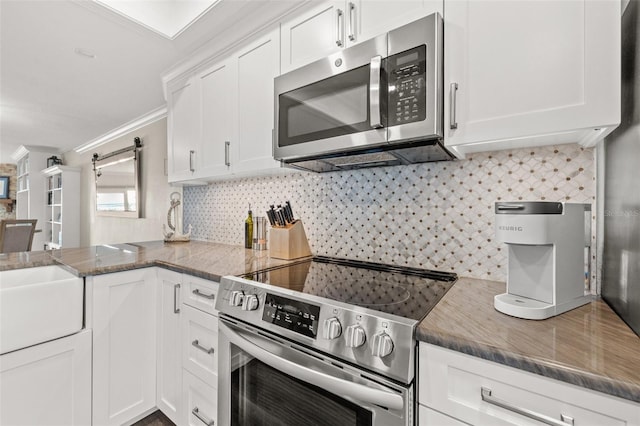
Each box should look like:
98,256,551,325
74,105,167,154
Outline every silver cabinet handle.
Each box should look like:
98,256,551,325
173,283,180,314
369,55,383,129
347,2,356,41
224,141,230,166
192,407,214,426
192,289,215,300
449,82,458,129
335,9,344,47
481,387,574,426
192,339,215,355
189,150,195,172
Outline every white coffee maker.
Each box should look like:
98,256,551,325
494,201,592,320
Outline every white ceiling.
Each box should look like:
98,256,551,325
94,0,221,39
0,0,304,162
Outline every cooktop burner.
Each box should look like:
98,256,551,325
242,256,457,322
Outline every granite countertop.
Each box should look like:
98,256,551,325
417,277,640,404
2,241,638,404
0,240,302,281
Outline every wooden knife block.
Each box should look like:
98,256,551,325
269,220,312,260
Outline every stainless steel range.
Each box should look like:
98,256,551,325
216,256,457,426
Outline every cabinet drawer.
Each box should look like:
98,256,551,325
419,343,639,426
183,369,217,426
182,305,218,387
418,405,467,426
182,275,219,315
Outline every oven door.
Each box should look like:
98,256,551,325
274,34,388,162
218,316,412,426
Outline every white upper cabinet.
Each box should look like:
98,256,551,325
444,0,621,158
352,0,444,47
281,0,443,74
233,32,281,173
199,58,235,177
281,2,343,74
166,28,281,183
167,75,201,182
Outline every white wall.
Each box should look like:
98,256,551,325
64,117,179,246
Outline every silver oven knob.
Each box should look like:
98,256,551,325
242,294,259,311
372,332,394,358
322,317,342,340
345,325,366,348
229,290,244,307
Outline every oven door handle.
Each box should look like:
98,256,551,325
222,322,404,411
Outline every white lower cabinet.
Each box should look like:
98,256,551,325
183,370,218,426
181,275,220,426
182,304,219,387
0,330,92,426
182,274,219,316
157,269,184,424
418,343,640,426
418,405,467,426
91,268,158,426
90,268,221,426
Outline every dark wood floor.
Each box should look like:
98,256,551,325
132,410,176,426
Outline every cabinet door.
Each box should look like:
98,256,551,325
233,29,282,174
92,268,157,426
0,330,92,426
444,0,620,157
281,1,343,74
183,370,217,426
156,269,183,424
168,75,201,182
198,58,235,178
351,0,442,47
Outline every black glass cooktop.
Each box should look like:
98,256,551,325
241,256,457,322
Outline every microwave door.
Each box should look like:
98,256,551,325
274,35,387,162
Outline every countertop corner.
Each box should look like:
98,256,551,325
417,277,640,403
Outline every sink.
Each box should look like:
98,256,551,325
0,265,83,355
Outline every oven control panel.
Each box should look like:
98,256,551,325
217,276,416,384
262,293,320,339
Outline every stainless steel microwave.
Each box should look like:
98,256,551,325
274,13,453,173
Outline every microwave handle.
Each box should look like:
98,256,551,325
221,321,404,411
369,55,383,129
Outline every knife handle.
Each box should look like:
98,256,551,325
285,201,294,222
266,210,276,226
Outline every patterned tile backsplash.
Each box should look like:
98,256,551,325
183,144,596,286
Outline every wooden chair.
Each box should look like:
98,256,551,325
0,219,37,253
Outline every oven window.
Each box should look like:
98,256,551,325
278,65,372,147
231,355,372,426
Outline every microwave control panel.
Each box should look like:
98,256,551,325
387,45,427,127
